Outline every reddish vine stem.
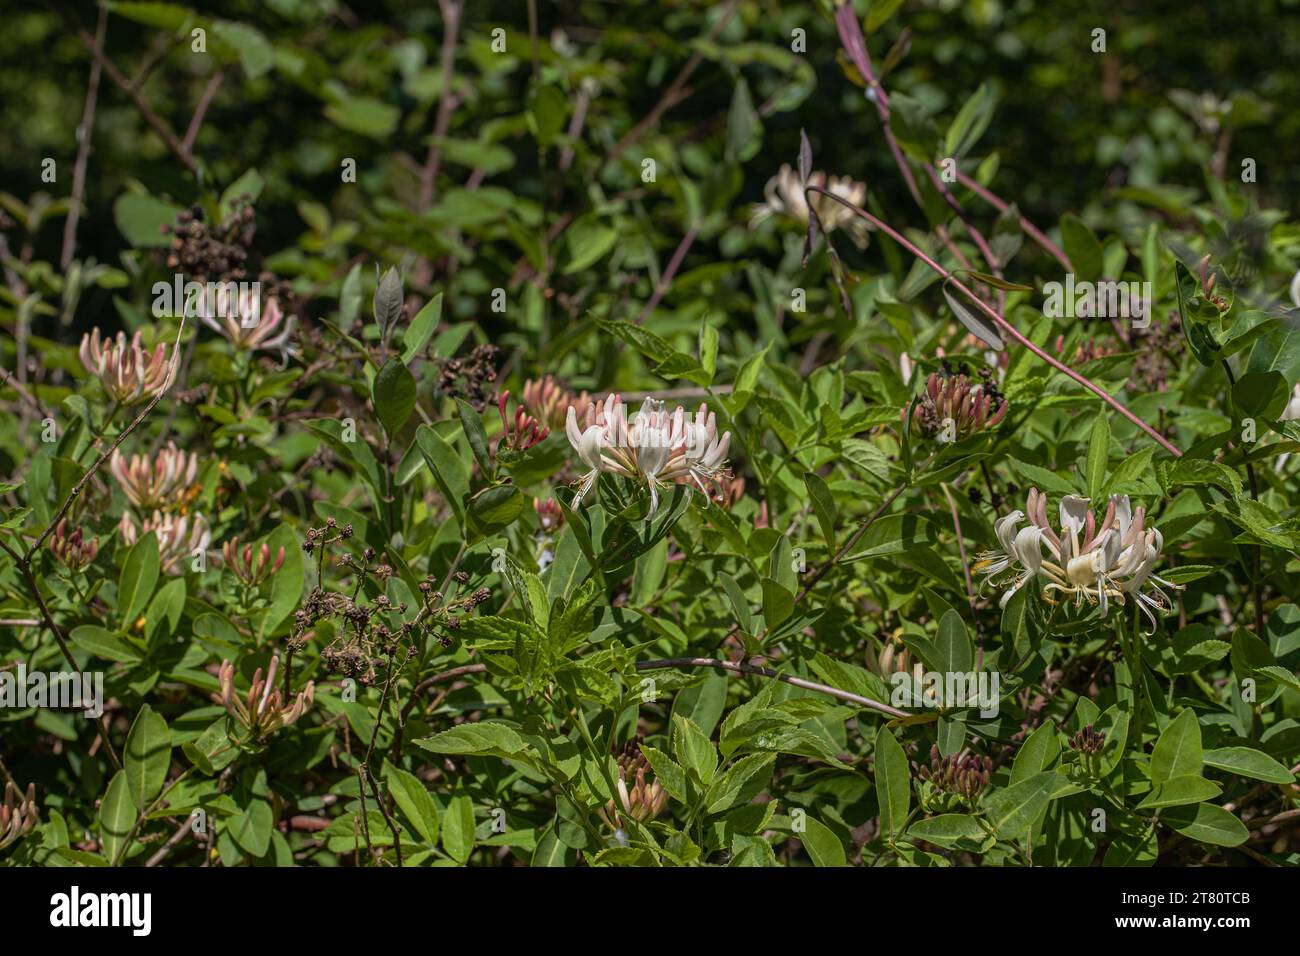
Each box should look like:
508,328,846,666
954,170,1072,271
833,4,1002,280
805,185,1183,459
634,225,699,325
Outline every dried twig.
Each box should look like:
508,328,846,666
60,5,107,271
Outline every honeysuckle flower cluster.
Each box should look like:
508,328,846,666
1068,725,1106,755
974,489,1182,630
47,518,99,572
917,746,992,810
750,163,872,247
496,391,550,452
522,375,592,430
199,289,297,365
78,329,171,406
222,537,286,587
109,441,199,511
213,655,314,741
910,369,1008,441
564,393,732,517
597,744,668,834
0,781,38,852
120,509,212,576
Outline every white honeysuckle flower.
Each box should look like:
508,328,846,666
1289,269,1300,308
200,289,297,366
78,328,171,406
749,164,872,247
973,488,1182,631
565,405,606,508
563,393,732,518
109,441,199,511
119,509,212,576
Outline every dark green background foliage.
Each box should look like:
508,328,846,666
1,0,1299,867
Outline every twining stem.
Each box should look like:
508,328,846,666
635,657,909,718
0,537,122,771
832,4,1003,284
804,185,1183,459
954,170,1073,271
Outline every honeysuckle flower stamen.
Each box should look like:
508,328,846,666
973,489,1182,631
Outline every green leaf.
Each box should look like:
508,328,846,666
1150,708,1203,784
641,746,689,805
218,168,264,221
384,765,440,845
98,772,135,864
799,815,847,867
119,532,160,630
1232,370,1290,421
1059,214,1103,282
865,0,905,32
760,579,795,632
123,705,171,811
467,485,526,535
456,398,493,475
414,427,469,527
1136,774,1221,809
905,812,989,851
113,192,183,249
416,721,531,759
231,798,273,858
719,573,753,636
981,771,1057,839
373,358,417,438
372,266,403,342
699,320,719,381
324,94,400,138
1202,746,1296,784
804,472,838,550
70,625,143,664
526,84,568,147
935,609,973,675
255,524,305,641
1010,722,1060,785
401,292,443,365
725,75,762,163
944,82,996,158
943,285,1003,351
338,262,363,327
672,714,718,786
1085,411,1110,499
442,792,476,864
705,753,775,815
560,215,618,274
1162,802,1249,848
874,726,910,842
1247,321,1300,382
